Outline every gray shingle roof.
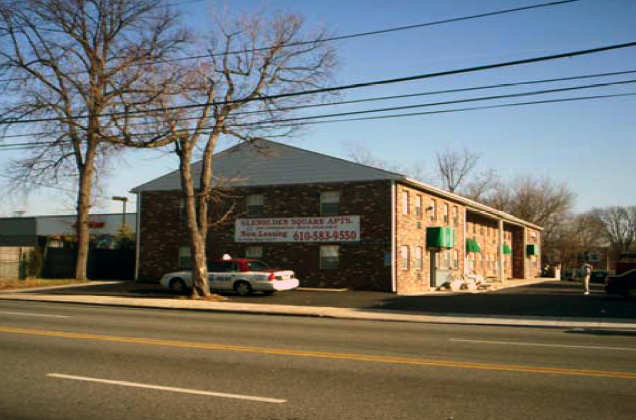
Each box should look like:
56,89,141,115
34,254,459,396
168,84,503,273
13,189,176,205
131,140,405,192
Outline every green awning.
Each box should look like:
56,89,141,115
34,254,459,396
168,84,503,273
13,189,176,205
527,244,539,256
503,243,512,255
466,238,481,253
426,227,456,249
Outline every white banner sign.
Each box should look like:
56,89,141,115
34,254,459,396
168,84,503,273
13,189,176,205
235,216,360,243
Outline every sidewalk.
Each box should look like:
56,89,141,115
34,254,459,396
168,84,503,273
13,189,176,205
2,279,636,330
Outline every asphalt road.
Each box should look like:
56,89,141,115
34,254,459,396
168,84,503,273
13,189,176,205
1,300,636,420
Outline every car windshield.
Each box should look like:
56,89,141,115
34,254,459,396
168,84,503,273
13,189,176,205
246,260,270,271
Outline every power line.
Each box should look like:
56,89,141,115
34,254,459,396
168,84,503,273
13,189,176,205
3,38,636,126
255,92,636,128
0,0,591,84
3,67,636,140
2,77,634,149
232,78,636,125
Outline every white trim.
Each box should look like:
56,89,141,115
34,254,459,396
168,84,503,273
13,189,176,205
134,192,142,282
463,207,468,275
498,219,504,283
391,181,397,292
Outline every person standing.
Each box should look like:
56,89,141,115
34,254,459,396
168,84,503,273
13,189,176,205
581,262,593,295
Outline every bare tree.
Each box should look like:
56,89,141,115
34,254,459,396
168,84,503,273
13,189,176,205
588,206,636,259
0,0,188,279
343,140,428,181
114,11,337,298
460,168,499,201
482,175,575,227
435,147,480,193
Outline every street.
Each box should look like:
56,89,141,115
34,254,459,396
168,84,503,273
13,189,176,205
1,299,636,420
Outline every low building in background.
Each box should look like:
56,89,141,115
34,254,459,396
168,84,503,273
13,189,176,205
0,213,136,279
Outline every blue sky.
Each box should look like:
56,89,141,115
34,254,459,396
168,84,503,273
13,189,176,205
1,0,635,216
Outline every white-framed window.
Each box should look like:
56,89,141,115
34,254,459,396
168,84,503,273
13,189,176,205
246,246,263,259
429,199,437,221
443,203,449,224
401,245,409,270
402,191,409,215
247,194,264,217
452,206,458,226
452,249,459,270
415,246,423,270
320,191,340,216
178,246,191,269
435,251,441,269
444,249,451,268
320,245,339,269
415,195,423,219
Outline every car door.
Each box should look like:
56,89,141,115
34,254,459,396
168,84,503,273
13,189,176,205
207,261,225,291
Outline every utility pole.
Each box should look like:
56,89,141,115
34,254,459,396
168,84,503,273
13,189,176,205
111,196,128,231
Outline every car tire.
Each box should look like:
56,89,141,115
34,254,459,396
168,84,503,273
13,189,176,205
626,288,636,300
234,280,252,296
170,278,187,294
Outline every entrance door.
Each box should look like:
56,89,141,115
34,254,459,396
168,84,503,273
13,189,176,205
430,249,450,287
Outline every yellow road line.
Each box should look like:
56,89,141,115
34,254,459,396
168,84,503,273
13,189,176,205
2,326,635,380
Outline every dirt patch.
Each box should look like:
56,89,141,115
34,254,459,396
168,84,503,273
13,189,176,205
0,279,87,290
178,294,227,302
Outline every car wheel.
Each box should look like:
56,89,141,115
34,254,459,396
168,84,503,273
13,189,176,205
626,288,636,300
170,278,187,294
234,281,252,296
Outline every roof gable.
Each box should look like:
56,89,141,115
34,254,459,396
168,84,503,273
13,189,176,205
131,140,404,192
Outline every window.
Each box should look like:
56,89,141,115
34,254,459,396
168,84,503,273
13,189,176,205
452,249,459,270
415,195,423,219
178,246,191,269
320,246,339,269
401,246,409,270
453,206,458,226
402,191,409,215
444,249,451,268
443,203,449,224
247,194,264,217
435,251,441,269
246,246,263,259
320,191,340,216
415,246,423,269
429,199,437,221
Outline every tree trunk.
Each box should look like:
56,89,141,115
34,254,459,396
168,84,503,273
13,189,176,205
178,142,210,298
74,165,93,280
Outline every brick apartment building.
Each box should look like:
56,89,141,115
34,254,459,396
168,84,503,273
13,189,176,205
132,140,541,294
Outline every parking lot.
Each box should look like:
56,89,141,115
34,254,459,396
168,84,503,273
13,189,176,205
26,279,636,320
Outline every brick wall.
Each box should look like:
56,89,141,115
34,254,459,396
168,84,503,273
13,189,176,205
466,213,500,280
526,227,541,278
138,181,394,291
395,184,465,294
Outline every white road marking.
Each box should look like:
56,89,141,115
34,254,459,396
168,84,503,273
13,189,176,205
0,311,69,318
47,374,287,404
450,338,636,352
